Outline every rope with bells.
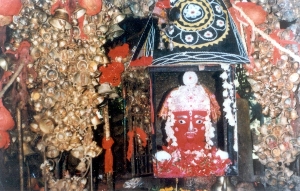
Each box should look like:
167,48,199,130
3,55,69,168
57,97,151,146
231,3,300,62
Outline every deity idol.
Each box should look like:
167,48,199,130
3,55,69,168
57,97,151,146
154,71,231,177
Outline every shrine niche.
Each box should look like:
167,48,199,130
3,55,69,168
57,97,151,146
149,66,239,178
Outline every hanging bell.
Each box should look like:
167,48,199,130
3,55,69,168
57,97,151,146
49,9,72,30
109,92,119,99
46,145,60,158
101,55,110,65
91,114,103,126
97,25,109,34
158,37,165,50
130,2,141,15
23,142,36,156
73,7,86,19
168,39,174,51
97,83,114,95
112,9,126,24
107,24,124,39
76,160,87,172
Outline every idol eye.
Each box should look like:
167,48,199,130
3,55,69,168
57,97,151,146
195,120,202,124
178,120,186,124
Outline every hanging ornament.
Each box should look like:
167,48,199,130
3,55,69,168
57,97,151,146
234,2,267,25
102,137,114,173
0,0,22,16
0,99,15,131
78,0,102,16
0,130,10,149
158,37,165,50
168,38,174,51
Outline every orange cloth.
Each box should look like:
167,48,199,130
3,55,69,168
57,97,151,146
129,56,153,67
155,0,171,9
102,137,114,173
0,130,10,149
126,130,134,161
108,44,129,60
99,62,125,86
135,127,147,147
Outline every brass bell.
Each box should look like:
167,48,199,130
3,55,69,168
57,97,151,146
49,9,72,30
23,142,36,156
107,24,124,39
46,145,60,159
93,55,103,63
92,94,105,105
73,71,92,87
70,146,84,158
77,60,88,71
73,26,81,38
88,60,99,72
73,7,86,19
112,9,126,24
30,47,41,60
97,25,108,34
158,37,165,50
0,55,8,71
76,160,87,172
36,116,55,134
84,23,97,35
109,92,119,99
91,114,103,126
45,69,59,81
97,83,114,95
101,55,110,65
130,2,141,15
30,89,42,101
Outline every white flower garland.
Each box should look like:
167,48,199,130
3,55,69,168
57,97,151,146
221,64,238,151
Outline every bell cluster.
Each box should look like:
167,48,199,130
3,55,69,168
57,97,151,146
122,68,151,155
122,69,151,132
253,0,300,23
246,0,300,122
254,123,298,189
245,0,300,188
3,0,133,188
247,53,299,121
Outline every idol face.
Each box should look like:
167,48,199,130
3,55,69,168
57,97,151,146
172,110,207,149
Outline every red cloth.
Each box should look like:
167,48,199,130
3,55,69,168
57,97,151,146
0,130,10,149
126,130,134,161
129,56,153,67
234,2,267,26
135,127,147,147
102,137,114,173
154,147,231,177
78,15,88,40
0,99,15,131
155,0,170,9
99,62,125,86
269,29,299,64
108,44,129,60
0,0,22,16
78,0,102,16
6,41,34,111
6,41,31,60
0,26,6,53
